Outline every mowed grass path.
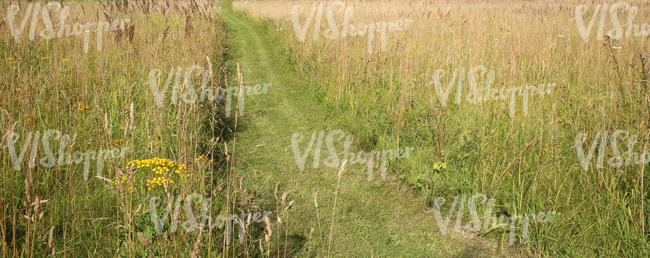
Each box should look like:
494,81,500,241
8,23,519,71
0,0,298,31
221,7,511,257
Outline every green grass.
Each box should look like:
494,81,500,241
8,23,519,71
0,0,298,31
2,0,647,256
232,0,650,256
219,4,522,256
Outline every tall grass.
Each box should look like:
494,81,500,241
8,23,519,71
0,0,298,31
234,0,649,256
0,0,287,256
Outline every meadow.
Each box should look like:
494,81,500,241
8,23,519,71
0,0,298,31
0,0,648,257
233,0,649,256
0,0,275,256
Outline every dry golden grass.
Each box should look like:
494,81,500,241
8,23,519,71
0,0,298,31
235,0,649,256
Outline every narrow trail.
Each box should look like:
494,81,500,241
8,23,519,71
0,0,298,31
221,7,506,257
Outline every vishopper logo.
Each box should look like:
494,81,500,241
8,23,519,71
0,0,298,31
575,2,649,42
2,129,129,181
574,130,650,170
5,2,131,53
423,65,556,117
147,63,270,117
290,129,413,181
289,1,414,54
428,194,555,245
148,193,271,245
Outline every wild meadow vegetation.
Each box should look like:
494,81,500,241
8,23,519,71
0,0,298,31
0,0,648,257
233,0,649,256
0,0,292,256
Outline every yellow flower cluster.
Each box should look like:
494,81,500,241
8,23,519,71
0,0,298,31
195,154,211,164
128,158,190,177
145,176,175,191
121,158,190,192
113,176,128,185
